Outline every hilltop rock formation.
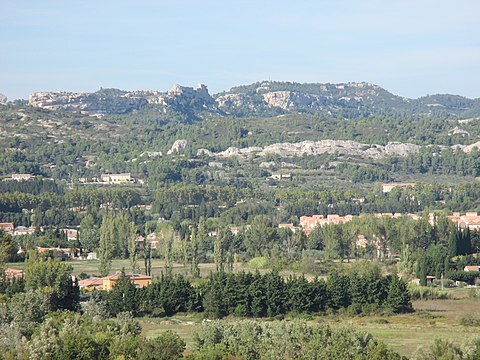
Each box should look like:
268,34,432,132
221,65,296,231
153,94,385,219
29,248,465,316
0,93,7,104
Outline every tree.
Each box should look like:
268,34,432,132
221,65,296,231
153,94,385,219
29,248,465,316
158,223,175,276
0,230,16,266
139,331,186,360
143,241,152,276
79,213,99,253
386,274,412,313
105,270,139,315
99,214,116,276
24,254,78,310
190,226,200,278
214,231,224,273
128,221,139,273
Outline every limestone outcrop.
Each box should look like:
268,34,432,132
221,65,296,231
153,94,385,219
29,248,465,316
167,140,188,155
201,140,421,160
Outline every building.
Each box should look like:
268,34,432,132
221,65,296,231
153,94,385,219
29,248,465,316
62,228,78,241
0,223,14,233
299,214,354,236
13,226,35,236
102,273,152,291
382,183,416,193
100,173,134,184
464,266,480,272
86,252,97,260
10,174,34,181
4,268,25,279
78,277,104,291
448,212,480,231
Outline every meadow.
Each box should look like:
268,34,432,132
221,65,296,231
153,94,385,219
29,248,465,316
138,289,480,358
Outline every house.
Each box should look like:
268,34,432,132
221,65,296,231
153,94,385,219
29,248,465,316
102,273,152,291
299,214,354,236
464,266,480,272
13,226,35,236
62,228,78,241
267,173,291,181
78,277,104,291
4,268,24,279
86,252,97,260
356,235,368,248
37,247,79,259
100,173,134,184
0,223,14,233
410,275,436,285
382,183,416,193
447,212,480,231
278,223,298,233
10,174,34,182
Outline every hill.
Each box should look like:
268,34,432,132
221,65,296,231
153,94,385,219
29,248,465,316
23,81,480,120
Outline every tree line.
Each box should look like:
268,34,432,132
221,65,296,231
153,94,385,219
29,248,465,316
102,269,412,319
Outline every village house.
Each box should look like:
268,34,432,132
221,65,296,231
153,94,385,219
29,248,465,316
13,226,35,236
4,268,25,279
0,222,14,233
37,247,80,260
464,265,480,272
278,223,298,233
78,277,104,291
299,214,354,236
381,183,416,193
102,273,152,291
9,174,35,182
100,173,134,184
62,228,78,241
267,173,292,181
448,212,480,231
85,252,98,260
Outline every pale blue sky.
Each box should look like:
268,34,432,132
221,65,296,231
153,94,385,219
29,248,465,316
1,0,479,100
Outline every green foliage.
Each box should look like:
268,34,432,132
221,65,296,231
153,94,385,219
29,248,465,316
24,254,79,311
192,319,404,360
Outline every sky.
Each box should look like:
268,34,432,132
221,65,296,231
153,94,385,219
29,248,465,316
1,0,480,100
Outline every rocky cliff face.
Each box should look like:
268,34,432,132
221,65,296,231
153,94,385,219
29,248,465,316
28,89,147,114
0,93,7,104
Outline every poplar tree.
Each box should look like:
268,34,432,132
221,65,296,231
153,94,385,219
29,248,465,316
99,215,115,277
127,222,138,273
190,227,200,278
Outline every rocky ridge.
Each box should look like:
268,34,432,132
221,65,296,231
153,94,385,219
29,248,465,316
0,93,7,104
29,84,219,116
27,81,480,119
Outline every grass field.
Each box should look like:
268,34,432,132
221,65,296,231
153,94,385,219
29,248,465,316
138,290,480,358
6,258,310,278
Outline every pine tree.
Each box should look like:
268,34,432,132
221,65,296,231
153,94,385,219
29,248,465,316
386,274,412,313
